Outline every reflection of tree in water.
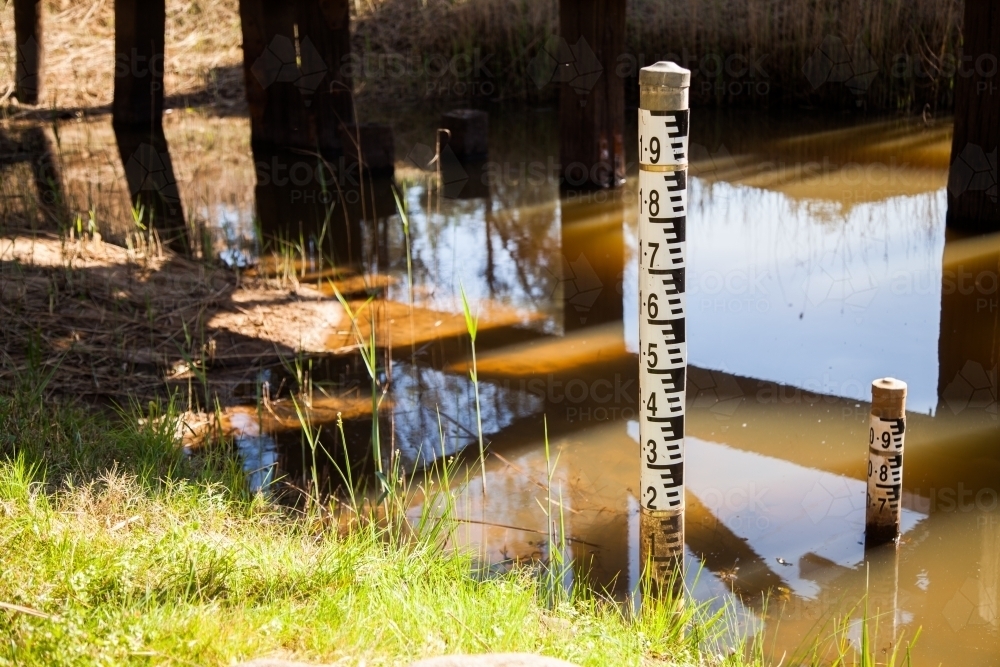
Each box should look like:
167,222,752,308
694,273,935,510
686,177,944,318
387,362,542,468
396,184,561,321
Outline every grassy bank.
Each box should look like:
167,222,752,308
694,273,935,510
0,379,760,666
0,0,963,116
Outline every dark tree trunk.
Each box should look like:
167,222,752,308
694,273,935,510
296,0,354,153
558,0,626,190
239,0,353,153
239,0,309,149
14,0,42,105
947,0,1000,233
113,0,165,127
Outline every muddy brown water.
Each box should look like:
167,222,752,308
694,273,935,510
11,106,1000,663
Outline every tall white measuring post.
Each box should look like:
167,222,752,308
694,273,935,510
638,61,690,591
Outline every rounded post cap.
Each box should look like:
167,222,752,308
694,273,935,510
871,377,907,418
639,61,691,88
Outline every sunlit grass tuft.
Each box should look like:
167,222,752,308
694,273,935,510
0,387,768,666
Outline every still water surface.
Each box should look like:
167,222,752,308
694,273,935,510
244,108,997,665
44,106,1000,664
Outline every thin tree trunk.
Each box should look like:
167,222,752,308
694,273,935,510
296,0,354,153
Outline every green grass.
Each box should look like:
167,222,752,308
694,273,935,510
0,379,762,667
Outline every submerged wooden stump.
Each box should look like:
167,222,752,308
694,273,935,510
440,109,489,160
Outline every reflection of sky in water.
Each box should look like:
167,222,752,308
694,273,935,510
684,436,925,599
389,362,543,468
230,411,279,493
387,186,562,332
204,202,256,268
626,179,945,413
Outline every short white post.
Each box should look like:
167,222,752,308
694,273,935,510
866,378,907,548
638,61,690,593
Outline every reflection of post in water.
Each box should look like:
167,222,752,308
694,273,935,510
639,510,684,596
936,240,1000,425
113,0,188,253
238,0,401,270
558,197,625,332
864,544,900,655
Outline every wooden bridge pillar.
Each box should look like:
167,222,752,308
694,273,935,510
558,0,626,190
296,0,354,153
14,0,43,104
947,0,1000,233
113,0,166,127
239,0,353,153
239,0,309,149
